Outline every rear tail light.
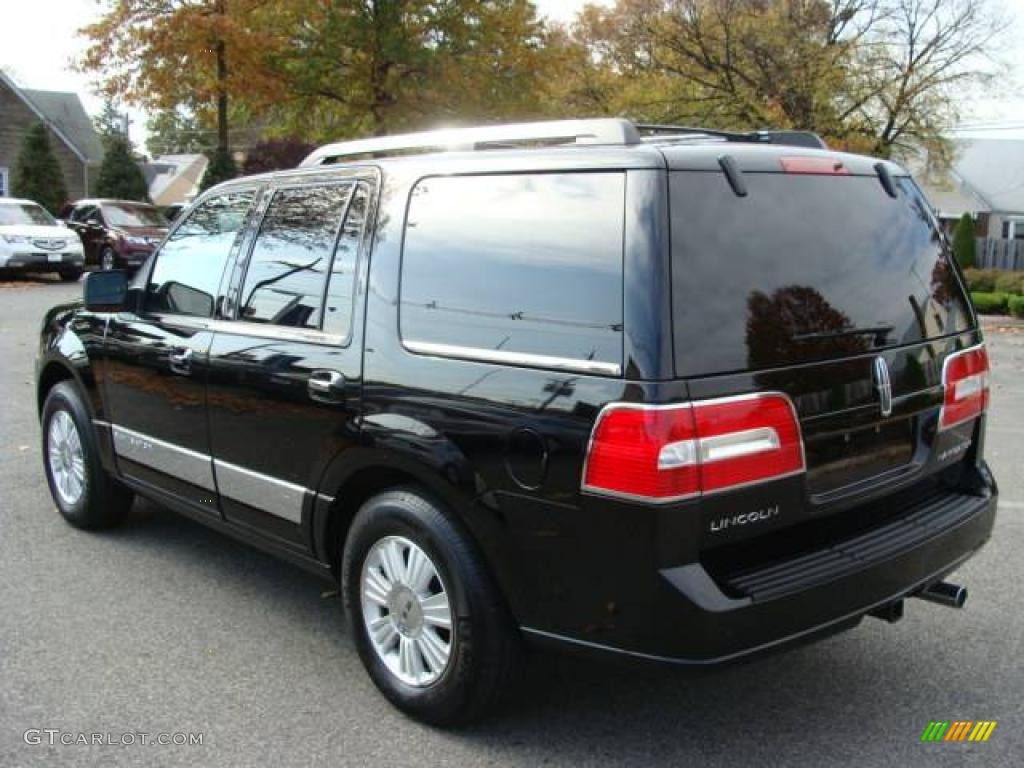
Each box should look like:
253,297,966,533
939,345,990,430
582,393,805,503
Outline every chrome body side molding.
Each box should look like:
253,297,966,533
108,424,317,524
112,425,216,491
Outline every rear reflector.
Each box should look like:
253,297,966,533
780,156,850,175
939,345,990,430
582,393,805,503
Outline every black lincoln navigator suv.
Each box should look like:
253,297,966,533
36,119,998,724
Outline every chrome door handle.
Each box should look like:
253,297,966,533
308,370,345,402
169,347,193,375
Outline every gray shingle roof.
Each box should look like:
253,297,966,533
21,88,105,164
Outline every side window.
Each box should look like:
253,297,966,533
146,190,255,317
71,205,95,223
322,183,369,339
238,184,353,329
86,208,104,225
400,173,625,370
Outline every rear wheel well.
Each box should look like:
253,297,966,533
37,363,74,415
324,466,426,580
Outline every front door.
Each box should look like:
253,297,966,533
102,188,259,512
205,178,373,548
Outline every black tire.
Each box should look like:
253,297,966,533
342,489,521,725
58,268,83,282
41,381,132,529
100,247,117,271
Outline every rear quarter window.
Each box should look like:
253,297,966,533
400,172,625,373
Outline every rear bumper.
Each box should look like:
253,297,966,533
520,483,997,665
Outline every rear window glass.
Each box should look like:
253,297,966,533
670,172,971,377
400,173,625,371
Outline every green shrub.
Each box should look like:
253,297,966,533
199,147,238,192
993,271,1024,296
96,134,150,201
12,122,68,214
952,213,976,268
971,292,1010,314
962,268,997,293
1009,295,1024,319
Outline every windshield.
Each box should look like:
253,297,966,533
670,172,972,377
102,203,166,228
0,203,56,226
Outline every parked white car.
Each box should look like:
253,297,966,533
0,198,85,281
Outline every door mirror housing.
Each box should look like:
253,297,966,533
83,270,129,312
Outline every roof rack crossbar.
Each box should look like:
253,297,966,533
300,119,643,166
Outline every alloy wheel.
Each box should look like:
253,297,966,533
360,535,454,687
47,410,85,506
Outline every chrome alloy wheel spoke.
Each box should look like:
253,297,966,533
360,535,454,687
47,410,85,506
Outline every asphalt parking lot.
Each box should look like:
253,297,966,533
1,274,1021,767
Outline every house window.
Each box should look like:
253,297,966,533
0,167,9,197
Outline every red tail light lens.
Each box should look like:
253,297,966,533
582,393,804,503
940,345,990,430
692,395,805,493
582,405,699,501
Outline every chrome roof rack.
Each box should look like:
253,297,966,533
299,118,642,166
636,124,828,149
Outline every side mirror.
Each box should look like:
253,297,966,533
84,270,129,312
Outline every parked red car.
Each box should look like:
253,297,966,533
59,199,169,272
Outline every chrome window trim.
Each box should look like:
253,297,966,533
141,313,345,347
209,319,345,346
403,339,622,377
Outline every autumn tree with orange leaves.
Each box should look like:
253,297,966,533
80,0,562,151
80,1,283,151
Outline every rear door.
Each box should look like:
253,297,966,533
666,161,979,542
205,176,374,549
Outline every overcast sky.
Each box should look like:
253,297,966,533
0,0,1021,153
